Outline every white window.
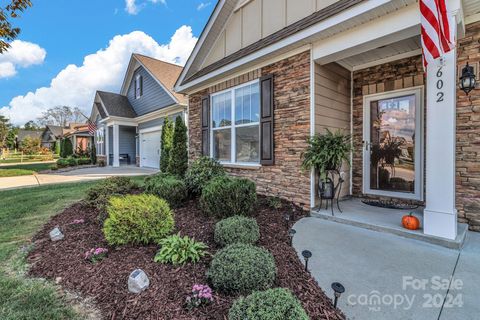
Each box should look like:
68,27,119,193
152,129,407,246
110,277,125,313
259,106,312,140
135,74,142,99
96,128,105,155
211,81,260,164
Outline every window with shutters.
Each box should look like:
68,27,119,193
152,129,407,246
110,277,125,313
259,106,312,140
210,80,260,164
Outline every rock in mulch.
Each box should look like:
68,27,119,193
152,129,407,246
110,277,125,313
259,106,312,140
27,198,345,320
49,226,64,241
128,269,150,294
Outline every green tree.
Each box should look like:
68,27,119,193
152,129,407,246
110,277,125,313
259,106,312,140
0,115,11,148
54,140,60,155
6,126,17,149
90,142,97,165
168,116,188,177
23,120,40,130
160,117,174,172
20,136,40,154
0,0,32,53
60,138,73,158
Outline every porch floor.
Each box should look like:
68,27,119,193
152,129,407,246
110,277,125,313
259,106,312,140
311,198,468,249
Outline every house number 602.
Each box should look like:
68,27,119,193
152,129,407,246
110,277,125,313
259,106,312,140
436,67,445,102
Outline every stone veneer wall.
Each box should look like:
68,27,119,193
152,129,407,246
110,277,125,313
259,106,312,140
457,22,480,231
351,55,425,202
188,50,311,207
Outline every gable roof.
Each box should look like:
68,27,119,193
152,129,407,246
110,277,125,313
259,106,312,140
95,102,107,119
175,0,365,92
121,53,187,105
97,91,137,118
45,125,64,138
17,129,43,142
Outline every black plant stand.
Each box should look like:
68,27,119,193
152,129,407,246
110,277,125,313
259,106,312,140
318,170,344,216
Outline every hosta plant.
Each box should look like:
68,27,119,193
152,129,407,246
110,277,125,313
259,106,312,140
185,284,214,310
84,247,108,263
154,234,208,265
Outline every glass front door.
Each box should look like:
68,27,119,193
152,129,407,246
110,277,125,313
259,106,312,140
363,88,423,200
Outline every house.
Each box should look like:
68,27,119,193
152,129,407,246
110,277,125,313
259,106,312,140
41,125,64,149
16,129,43,148
90,53,187,168
62,123,93,153
174,0,480,241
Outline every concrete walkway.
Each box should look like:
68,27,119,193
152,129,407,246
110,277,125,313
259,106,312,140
293,218,480,320
0,166,158,190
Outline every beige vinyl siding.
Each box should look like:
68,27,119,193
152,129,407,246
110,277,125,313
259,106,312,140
314,62,351,199
202,0,341,68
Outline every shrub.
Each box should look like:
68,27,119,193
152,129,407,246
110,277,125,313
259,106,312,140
228,288,309,320
168,116,188,177
90,144,97,165
56,157,77,168
160,117,174,172
20,136,41,155
184,157,225,195
206,244,276,294
85,176,138,211
60,138,73,158
144,173,187,208
103,194,174,246
214,216,260,247
154,233,208,265
201,176,257,218
77,157,91,165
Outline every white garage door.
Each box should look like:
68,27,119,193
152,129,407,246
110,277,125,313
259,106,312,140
141,130,161,169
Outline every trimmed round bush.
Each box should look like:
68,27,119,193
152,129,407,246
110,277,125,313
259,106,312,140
85,176,138,211
207,243,276,294
184,157,225,195
228,288,309,320
214,216,260,247
144,173,187,208
201,176,257,218
103,194,174,246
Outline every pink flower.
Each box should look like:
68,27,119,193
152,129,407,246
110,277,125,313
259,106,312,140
71,219,85,225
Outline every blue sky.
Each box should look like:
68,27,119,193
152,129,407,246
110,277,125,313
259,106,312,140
0,0,215,125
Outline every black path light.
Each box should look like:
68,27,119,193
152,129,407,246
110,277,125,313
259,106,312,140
301,250,312,272
331,282,345,308
283,212,291,229
288,228,296,246
460,63,477,95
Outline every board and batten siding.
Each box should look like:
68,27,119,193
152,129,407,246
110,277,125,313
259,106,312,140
203,0,340,67
127,66,176,116
314,62,351,199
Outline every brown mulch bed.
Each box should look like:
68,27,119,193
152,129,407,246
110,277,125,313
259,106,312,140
27,197,345,320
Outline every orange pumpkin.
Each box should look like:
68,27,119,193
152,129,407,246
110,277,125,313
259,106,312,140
402,213,420,230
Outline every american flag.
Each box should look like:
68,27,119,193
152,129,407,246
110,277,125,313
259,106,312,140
88,119,97,136
420,0,455,68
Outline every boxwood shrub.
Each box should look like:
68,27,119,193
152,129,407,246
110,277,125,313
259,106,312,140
206,243,276,294
184,157,225,195
228,288,309,320
200,176,257,218
103,194,174,246
85,176,138,211
214,216,260,247
144,173,187,208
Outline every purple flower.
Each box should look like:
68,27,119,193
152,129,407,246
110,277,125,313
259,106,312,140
71,219,85,225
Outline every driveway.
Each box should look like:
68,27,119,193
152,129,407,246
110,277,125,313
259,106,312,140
0,166,158,190
293,218,480,320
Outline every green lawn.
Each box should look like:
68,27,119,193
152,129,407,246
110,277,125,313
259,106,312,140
0,163,55,178
0,176,146,320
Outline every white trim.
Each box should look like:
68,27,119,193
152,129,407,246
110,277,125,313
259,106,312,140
349,70,354,197
96,93,110,117
105,125,110,165
112,124,120,167
136,104,186,123
210,79,261,165
309,47,316,209
175,0,392,93
362,86,424,201
139,125,163,134
465,12,480,25
352,50,422,72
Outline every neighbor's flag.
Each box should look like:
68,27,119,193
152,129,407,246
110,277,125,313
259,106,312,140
420,0,455,68
88,120,97,136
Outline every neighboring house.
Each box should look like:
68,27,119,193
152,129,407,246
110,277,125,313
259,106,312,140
63,123,93,153
90,53,187,168
174,0,480,241
41,125,64,149
16,129,43,148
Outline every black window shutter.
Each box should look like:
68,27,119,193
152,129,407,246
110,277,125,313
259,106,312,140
201,95,210,156
260,74,274,165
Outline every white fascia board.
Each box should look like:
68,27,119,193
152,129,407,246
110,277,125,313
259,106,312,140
96,93,110,117
136,104,186,124
351,49,422,71
120,56,137,96
174,0,226,91
175,0,393,93
105,117,138,127
313,4,420,64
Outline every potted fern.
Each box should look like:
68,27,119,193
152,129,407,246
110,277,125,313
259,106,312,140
301,129,352,198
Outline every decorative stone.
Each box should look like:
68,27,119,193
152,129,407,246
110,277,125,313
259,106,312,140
128,269,149,294
49,227,64,241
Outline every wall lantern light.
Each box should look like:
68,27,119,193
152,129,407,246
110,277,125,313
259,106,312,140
460,63,477,95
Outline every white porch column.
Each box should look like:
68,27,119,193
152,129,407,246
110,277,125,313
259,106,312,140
424,46,457,240
113,124,120,167
105,125,110,166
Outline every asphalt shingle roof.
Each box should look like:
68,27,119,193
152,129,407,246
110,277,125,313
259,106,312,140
97,91,137,118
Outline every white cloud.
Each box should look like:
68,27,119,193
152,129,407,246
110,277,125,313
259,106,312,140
0,26,197,125
197,2,211,10
0,40,46,78
125,0,166,15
